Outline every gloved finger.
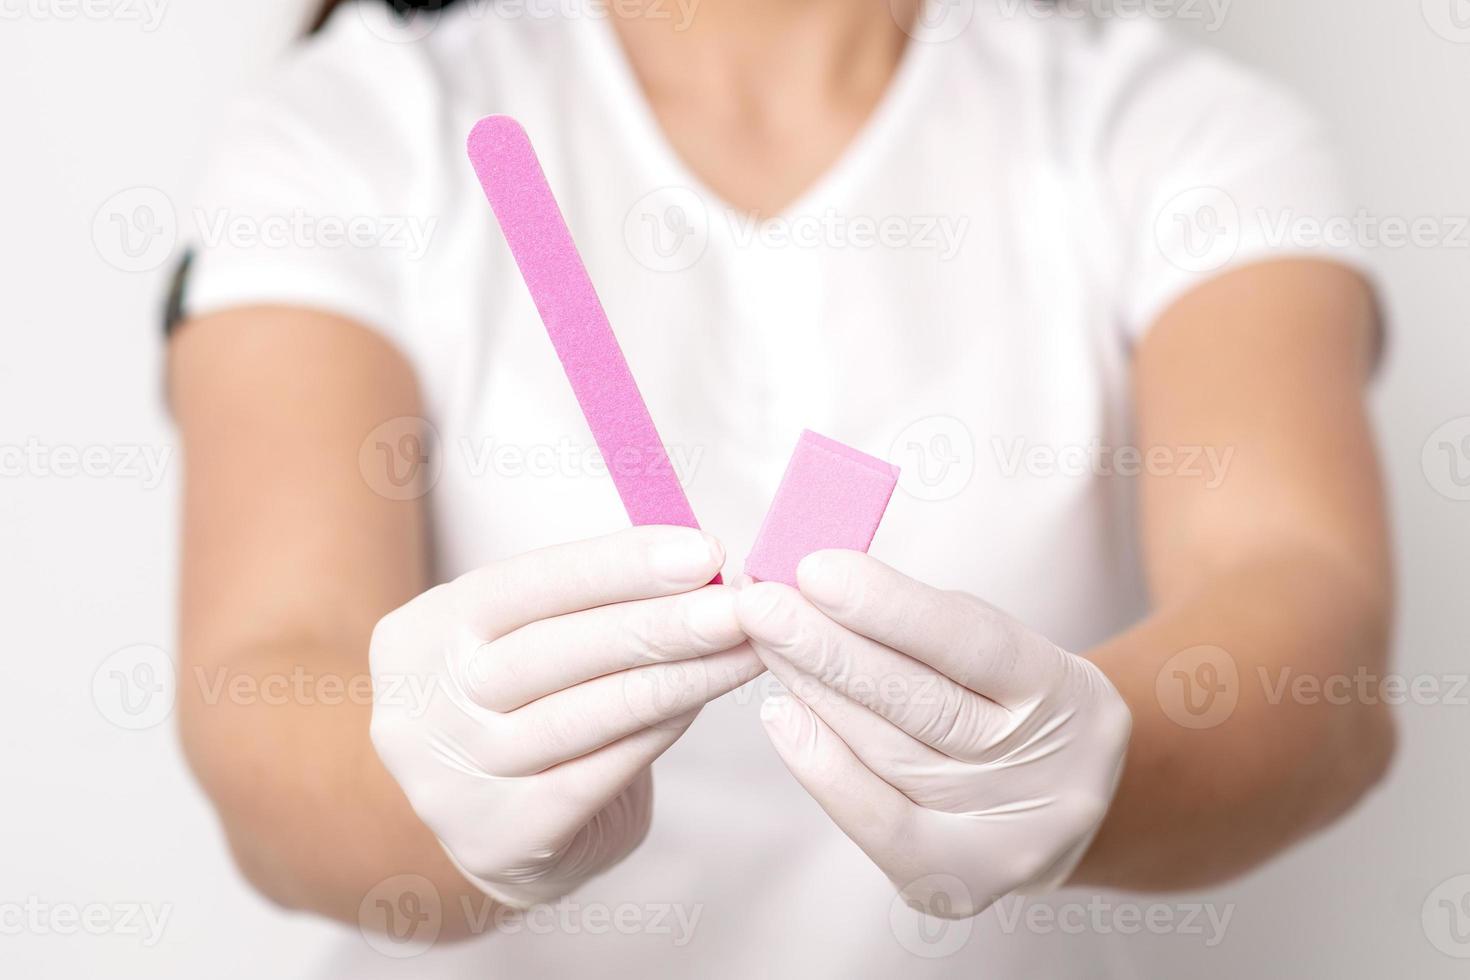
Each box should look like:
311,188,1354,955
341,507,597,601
466,585,744,713
753,645,971,809
795,550,1065,708
446,713,696,889
759,690,925,886
484,644,764,775
530,708,697,828
450,525,726,640
738,583,1010,761
756,679,1070,919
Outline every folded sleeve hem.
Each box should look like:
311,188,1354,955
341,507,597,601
178,256,410,356
1124,239,1382,347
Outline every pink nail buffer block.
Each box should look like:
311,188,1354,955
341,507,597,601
745,431,901,588
466,116,712,557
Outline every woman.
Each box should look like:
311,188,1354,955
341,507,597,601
169,0,1394,973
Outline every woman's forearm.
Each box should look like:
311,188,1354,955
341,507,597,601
177,641,492,937
168,309,498,933
1072,544,1396,891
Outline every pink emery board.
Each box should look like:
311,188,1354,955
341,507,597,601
466,115,715,574
745,430,901,588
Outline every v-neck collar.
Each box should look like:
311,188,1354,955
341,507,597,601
572,0,948,226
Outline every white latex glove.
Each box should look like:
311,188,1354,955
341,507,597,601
737,550,1132,918
370,525,761,909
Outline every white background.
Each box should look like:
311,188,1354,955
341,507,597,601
2,0,1468,975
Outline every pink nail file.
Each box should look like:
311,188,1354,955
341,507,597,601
466,115,714,572
745,430,901,588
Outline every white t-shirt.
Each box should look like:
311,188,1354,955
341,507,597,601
183,1,1367,975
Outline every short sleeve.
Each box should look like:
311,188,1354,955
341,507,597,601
180,3,441,346
1092,29,1375,340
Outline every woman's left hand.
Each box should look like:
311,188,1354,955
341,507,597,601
737,550,1133,918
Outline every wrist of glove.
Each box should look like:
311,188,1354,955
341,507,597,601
369,527,762,908
739,549,1132,918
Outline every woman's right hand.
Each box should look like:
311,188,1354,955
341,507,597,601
368,525,759,909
